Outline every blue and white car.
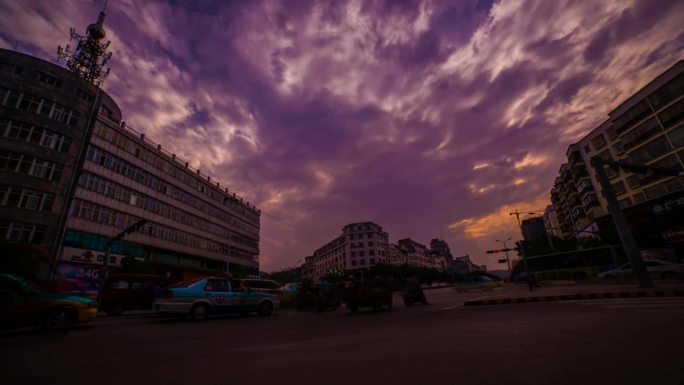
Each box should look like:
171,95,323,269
154,277,279,320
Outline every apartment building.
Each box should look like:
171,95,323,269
307,222,390,282
550,60,684,244
397,238,433,269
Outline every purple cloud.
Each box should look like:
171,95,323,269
2,0,683,271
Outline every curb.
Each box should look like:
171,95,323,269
463,289,684,306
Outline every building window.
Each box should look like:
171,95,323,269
351,252,356,257
368,241,373,247
38,73,63,88
667,124,684,148
360,260,365,265
369,250,375,256
17,94,42,113
628,136,672,164
590,134,607,150
351,260,357,266
611,181,627,195
619,117,662,151
584,145,590,153
370,258,375,265
649,72,684,110
359,251,365,257
613,99,653,135
76,88,95,103
0,221,45,243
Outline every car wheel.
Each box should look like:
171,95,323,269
106,303,124,316
348,303,358,313
190,304,210,321
420,294,427,305
43,308,74,332
386,298,393,311
258,301,273,316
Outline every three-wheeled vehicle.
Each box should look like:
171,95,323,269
402,277,427,306
342,276,393,313
293,280,341,311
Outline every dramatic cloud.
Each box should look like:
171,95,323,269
2,0,683,271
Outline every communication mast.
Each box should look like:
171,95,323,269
57,2,112,87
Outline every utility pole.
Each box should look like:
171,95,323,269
495,238,513,271
100,219,148,286
590,157,653,289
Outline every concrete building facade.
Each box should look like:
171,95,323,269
1,47,260,280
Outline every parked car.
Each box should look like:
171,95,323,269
599,260,684,281
0,273,98,331
278,282,301,307
98,274,170,316
453,276,501,292
154,277,279,320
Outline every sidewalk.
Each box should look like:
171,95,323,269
462,281,684,306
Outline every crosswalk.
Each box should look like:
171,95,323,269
561,297,684,313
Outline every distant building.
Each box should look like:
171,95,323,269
521,217,547,242
451,254,477,274
306,222,390,282
389,243,407,265
397,238,432,269
430,238,453,262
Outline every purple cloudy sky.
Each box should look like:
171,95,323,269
2,0,683,271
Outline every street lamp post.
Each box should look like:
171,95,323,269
100,219,147,286
495,237,513,271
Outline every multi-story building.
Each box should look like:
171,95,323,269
1,48,105,252
0,11,260,281
452,254,478,273
430,238,453,262
397,238,432,268
388,243,408,265
521,217,547,242
543,205,561,238
307,221,390,282
549,60,684,246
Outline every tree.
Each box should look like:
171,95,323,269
229,265,249,279
267,269,296,285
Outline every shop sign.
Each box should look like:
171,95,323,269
61,247,125,267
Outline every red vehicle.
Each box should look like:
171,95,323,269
97,274,170,315
0,244,78,294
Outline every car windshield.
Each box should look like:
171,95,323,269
169,279,203,288
5,275,40,293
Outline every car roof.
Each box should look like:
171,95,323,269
107,273,167,280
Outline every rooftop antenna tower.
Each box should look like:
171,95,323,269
57,0,112,87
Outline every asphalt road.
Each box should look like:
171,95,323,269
2,288,684,385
